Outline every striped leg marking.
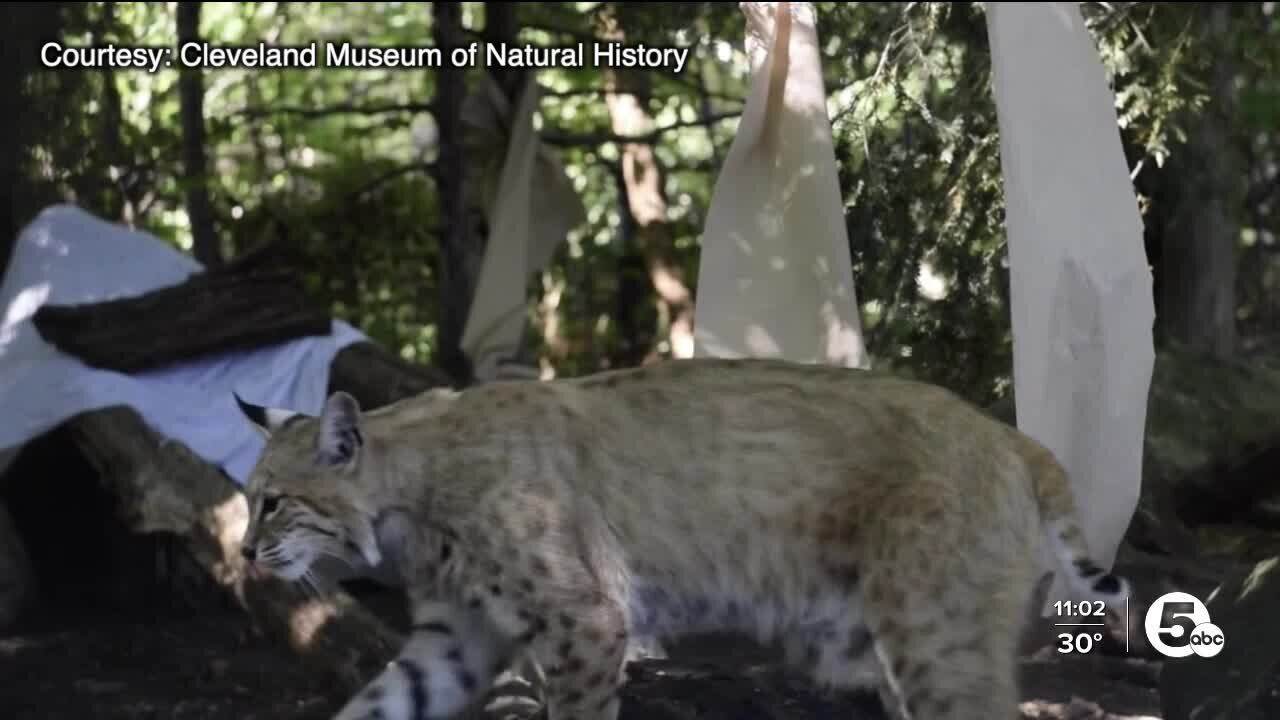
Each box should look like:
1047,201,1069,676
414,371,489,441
332,603,510,720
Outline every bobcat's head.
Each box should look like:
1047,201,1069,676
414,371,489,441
233,391,382,583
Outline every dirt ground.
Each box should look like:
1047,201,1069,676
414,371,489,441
0,585,1170,720
0,600,875,720
0,603,340,720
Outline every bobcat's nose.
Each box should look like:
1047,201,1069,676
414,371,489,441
240,544,268,580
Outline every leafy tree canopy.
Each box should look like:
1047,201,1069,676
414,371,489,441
8,2,1279,405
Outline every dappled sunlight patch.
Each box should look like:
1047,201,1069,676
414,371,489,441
2,282,51,333
208,492,250,585
1240,556,1280,601
744,325,782,357
288,595,342,650
1019,698,1159,720
916,258,949,301
0,282,52,359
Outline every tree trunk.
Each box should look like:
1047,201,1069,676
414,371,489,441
483,3,522,99
1156,4,1242,358
610,160,655,368
0,4,26,279
429,1,480,385
177,1,221,268
0,2,72,280
90,2,127,222
598,15,695,362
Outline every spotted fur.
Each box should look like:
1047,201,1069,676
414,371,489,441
235,357,1129,720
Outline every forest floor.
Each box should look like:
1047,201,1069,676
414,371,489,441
0,579,1172,720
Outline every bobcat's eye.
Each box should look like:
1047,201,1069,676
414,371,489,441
261,495,281,518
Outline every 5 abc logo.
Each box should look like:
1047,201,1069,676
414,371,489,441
1143,591,1225,658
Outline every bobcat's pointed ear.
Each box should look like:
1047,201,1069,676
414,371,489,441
234,392,302,437
317,391,363,466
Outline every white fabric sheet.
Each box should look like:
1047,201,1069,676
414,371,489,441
693,1,869,369
460,74,585,382
0,204,367,486
985,3,1154,598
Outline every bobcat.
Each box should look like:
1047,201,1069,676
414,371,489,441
234,357,1128,720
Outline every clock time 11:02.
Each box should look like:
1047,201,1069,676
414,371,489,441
1055,600,1106,617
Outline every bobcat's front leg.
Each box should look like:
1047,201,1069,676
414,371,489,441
332,600,513,720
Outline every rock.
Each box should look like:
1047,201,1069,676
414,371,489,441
0,500,34,630
1159,556,1280,719
1143,349,1280,529
1020,651,1162,717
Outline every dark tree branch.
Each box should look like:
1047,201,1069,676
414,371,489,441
233,101,436,120
230,84,738,122
539,85,629,99
349,163,430,201
541,109,742,148
520,19,604,46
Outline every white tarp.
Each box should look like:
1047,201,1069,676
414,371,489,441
985,2,1154,598
693,1,869,369
0,204,367,486
459,73,586,382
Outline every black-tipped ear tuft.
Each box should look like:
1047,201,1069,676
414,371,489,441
235,392,269,429
234,392,304,436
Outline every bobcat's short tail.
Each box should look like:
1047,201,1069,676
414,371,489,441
1023,439,1130,605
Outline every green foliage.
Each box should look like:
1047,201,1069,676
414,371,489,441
10,2,1280,402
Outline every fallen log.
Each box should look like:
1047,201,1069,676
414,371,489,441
61,405,403,699
58,355,537,717
16,247,469,706
29,242,457,402
30,267,332,375
329,340,458,407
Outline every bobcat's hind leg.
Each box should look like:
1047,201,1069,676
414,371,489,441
331,599,515,720
526,596,630,720
855,552,1035,718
